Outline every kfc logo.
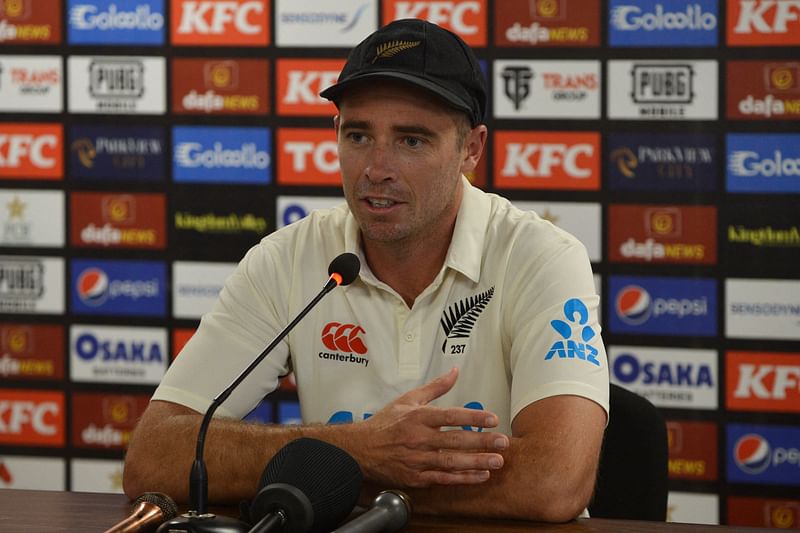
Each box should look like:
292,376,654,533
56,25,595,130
727,352,800,413
384,0,487,45
277,128,341,186
172,0,270,45
494,131,600,189
0,390,64,446
729,0,800,46
0,123,62,179
277,59,344,116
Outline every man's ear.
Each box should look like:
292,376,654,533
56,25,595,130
461,125,488,174
333,115,341,140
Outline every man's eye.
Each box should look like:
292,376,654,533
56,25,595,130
404,137,422,147
348,132,366,143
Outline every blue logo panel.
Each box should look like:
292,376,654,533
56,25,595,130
608,0,719,47
726,134,800,193
607,132,716,191
727,424,800,486
69,125,165,182
173,126,272,185
67,0,165,45
609,275,717,336
70,259,166,317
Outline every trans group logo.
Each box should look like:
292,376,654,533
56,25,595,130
173,126,271,184
726,134,800,193
609,275,717,336
727,424,800,485
70,259,166,317
67,0,165,45
608,0,718,47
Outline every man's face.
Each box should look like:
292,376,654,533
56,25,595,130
335,82,483,249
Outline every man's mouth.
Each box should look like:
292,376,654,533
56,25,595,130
366,198,397,208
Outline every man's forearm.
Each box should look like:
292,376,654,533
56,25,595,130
364,434,598,523
123,402,363,503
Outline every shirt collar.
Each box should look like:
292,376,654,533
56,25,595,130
344,176,489,285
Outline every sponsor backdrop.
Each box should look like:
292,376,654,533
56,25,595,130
0,0,798,527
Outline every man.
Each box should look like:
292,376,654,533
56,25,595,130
124,19,608,522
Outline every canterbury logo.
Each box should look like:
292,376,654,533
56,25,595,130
372,40,421,63
440,287,494,353
321,322,367,354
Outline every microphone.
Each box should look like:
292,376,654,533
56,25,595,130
247,438,363,533
331,491,411,533
158,253,361,533
105,492,178,533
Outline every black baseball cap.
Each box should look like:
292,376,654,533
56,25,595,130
320,18,486,127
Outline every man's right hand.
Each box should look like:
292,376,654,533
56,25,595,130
352,367,509,488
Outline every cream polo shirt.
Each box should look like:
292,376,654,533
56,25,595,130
153,178,609,435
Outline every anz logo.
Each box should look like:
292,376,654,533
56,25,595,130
544,298,601,367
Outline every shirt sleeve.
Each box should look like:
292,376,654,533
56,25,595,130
504,233,609,424
151,238,293,419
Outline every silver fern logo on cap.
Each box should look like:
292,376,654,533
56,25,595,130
372,40,421,63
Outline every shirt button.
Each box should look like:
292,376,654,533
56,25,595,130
405,332,414,342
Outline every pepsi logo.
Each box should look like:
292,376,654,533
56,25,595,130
734,433,772,474
615,285,652,325
77,268,109,306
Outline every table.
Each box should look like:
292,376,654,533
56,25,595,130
0,489,773,532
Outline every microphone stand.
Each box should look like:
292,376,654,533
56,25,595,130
191,275,341,514
160,274,345,532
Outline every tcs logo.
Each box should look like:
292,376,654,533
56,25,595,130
321,322,367,354
384,0,487,45
172,0,270,45
0,123,63,179
277,128,340,186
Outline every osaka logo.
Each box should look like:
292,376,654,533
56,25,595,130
544,298,601,366
77,268,109,306
734,433,772,475
616,285,652,325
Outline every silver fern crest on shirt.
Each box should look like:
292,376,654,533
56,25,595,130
440,287,495,353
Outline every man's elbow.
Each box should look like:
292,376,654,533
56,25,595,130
515,473,595,523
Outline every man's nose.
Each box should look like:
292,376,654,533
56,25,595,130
363,143,396,183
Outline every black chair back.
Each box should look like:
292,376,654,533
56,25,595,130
588,384,669,521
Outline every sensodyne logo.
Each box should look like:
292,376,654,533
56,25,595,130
440,287,494,353
280,3,370,33
544,298,601,366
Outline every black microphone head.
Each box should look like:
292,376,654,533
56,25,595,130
134,492,179,520
254,438,363,533
328,253,360,286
